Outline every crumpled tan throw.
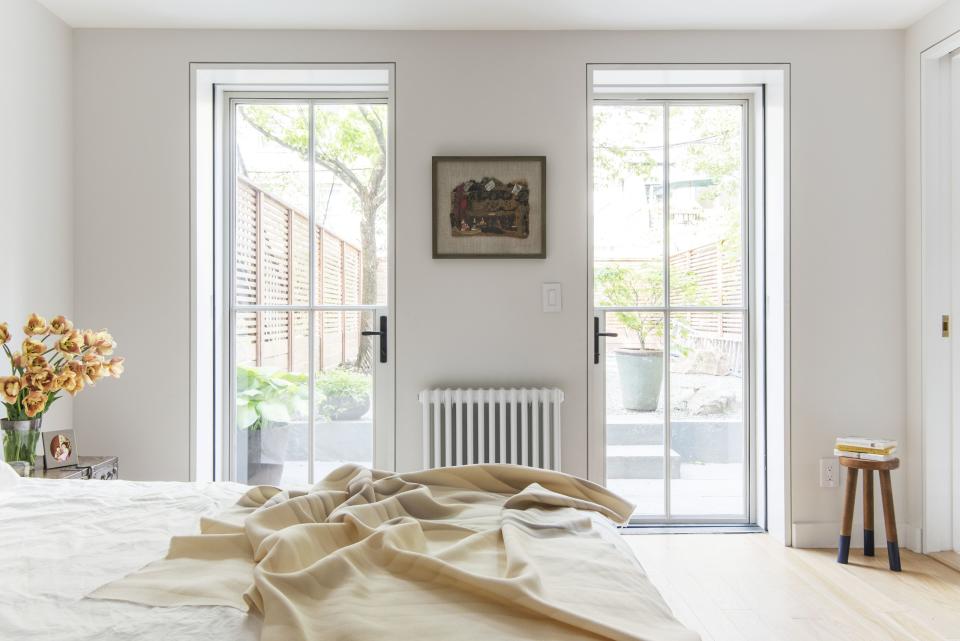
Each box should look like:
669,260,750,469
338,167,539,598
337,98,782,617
90,464,699,641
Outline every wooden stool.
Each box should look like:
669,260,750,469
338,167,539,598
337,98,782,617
837,457,900,571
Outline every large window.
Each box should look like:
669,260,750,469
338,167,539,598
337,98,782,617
591,97,755,522
226,94,393,485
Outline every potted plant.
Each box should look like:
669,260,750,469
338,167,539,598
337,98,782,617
1,314,124,466
316,369,371,421
595,266,696,411
235,366,309,485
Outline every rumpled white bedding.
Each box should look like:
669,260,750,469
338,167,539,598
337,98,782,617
0,477,260,641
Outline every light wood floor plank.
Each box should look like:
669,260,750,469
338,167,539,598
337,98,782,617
625,534,960,641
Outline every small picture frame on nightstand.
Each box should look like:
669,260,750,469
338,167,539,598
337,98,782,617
42,429,78,469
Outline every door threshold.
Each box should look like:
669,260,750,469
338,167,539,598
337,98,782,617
618,523,764,535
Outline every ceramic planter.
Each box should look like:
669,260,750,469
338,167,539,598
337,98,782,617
614,348,664,411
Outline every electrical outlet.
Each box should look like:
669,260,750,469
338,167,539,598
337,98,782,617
820,457,839,488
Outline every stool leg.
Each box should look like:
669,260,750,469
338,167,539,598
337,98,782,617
863,470,874,557
878,470,901,572
838,467,858,564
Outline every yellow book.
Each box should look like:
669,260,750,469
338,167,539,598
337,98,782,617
835,444,896,455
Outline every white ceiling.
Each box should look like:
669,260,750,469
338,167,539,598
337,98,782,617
37,0,943,30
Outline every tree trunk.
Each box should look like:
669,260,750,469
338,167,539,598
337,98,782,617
355,198,379,372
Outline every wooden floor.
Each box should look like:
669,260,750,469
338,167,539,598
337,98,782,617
930,550,960,574
625,533,960,641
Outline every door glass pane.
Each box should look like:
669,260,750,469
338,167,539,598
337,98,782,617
669,311,745,516
231,93,393,484
235,104,310,306
314,104,388,308
314,311,374,478
604,311,666,517
235,311,309,486
668,104,743,307
593,105,665,307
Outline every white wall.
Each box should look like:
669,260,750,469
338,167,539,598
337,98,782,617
73,29,905,539
905,0,960,552
0,0,74,430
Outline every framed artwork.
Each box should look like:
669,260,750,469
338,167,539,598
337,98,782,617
432,156,546,258
43,429,78,469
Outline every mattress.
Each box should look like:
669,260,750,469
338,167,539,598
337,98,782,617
0,477,260,641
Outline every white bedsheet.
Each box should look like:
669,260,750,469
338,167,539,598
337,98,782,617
0,478,260,641
0,474,651,641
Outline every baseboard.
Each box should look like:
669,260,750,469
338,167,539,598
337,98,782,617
792,521,918,550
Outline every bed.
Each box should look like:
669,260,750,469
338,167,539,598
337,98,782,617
0,462,698,641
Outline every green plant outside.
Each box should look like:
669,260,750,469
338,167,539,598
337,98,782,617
595,264,700,351
236,365,371,430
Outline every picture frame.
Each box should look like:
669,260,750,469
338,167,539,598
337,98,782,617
432,156,546,258
42,429,78,469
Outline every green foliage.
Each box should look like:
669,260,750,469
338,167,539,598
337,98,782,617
235,366,373,429
593,105,661,189
237,103,387,211
235,366,309,431
316,368,371,420
669,105,743,246
595,265,699,350
315,368,369,402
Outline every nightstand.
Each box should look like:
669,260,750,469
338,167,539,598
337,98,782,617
28,456,119,480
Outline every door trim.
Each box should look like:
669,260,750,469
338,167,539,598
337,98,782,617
585,64,789,535
189,63,396,483
588,95,756,525
920,34,960,553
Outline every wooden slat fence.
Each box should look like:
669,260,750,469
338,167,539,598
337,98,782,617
598,239,744,375
235,177,363,373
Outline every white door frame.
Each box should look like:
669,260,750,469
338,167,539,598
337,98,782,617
585,64,790,540
588,95,757,524
190,64,397,482
920,33,960,553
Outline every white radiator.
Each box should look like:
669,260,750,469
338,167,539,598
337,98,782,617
419,388,564,470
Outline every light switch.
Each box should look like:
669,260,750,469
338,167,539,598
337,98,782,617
542,283,562,313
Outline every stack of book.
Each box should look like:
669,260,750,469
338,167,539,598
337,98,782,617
834,437,897,461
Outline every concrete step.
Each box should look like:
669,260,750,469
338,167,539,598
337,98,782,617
605,416,743,465
606,444,681,479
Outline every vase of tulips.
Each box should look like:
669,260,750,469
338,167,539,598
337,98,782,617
1,314,124,466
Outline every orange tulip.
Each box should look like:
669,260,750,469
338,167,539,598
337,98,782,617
22,390,46,418
0,322,9,344
0,376,20,403
22,339,44,357
56,330,83,357
58,370,83,397
23,367,55,393
105,357,125,378
23,313,49,336
49,315,74,335
82,353,104,384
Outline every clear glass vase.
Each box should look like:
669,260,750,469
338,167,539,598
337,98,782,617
2,418,42,466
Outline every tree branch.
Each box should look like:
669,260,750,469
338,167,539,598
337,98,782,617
359,105,386,156
240,112,368,199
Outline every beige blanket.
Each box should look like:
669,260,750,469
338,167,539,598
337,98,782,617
91,464,698,641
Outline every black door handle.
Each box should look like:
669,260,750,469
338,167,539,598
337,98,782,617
593,316,618,364
361,315,388,363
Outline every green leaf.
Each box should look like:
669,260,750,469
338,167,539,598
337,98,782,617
257,400,291,424
236,403,259,430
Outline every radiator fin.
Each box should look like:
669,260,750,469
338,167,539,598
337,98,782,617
419,388,564,470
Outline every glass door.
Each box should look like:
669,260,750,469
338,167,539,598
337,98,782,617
591,99,753,522
228,96,393,485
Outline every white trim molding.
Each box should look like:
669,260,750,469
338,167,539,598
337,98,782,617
920,32,960,554
189,63,397,483
584,64,790,542
792,521,920,551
